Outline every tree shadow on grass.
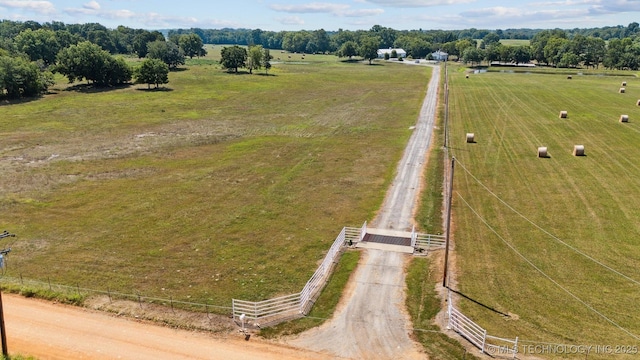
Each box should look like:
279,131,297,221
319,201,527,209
63,83,133,94
339,58,362,63
136,87,174,92
224,70,252,75
0,95,44,107
170,67,188,72
256,73,277,77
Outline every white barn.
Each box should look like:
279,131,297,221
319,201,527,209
431,50,448,61
377,48,407,59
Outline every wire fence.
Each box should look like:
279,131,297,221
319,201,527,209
0,274,233,314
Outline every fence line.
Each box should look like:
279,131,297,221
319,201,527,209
0,275,233,312
232,225,360,326
447,297,518,358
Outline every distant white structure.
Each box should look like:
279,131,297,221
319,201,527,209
378,48,407,59
431,50,448,61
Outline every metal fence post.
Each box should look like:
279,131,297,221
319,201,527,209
481,329,487,354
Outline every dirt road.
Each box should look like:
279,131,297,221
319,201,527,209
289,64,441,359
4,293,333,360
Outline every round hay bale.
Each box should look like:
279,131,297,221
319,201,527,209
559,111,568,118
620,114,629,123
567,75,572,79
465,74,469,79
537,147,548,158
620,87,626,93
466,133,475,143
636,99,640,106
573,145,585,156
622,81,627,86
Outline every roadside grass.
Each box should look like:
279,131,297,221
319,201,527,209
0,58,431,311
448,66,640,356
259,249,360,338
406,257,480,360
3,355,37,360
1,283,84,305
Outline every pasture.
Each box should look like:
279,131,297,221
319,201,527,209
0,54,432,309
448,67,640,357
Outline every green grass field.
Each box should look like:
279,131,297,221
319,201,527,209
0,53,432,310
448,66,640,357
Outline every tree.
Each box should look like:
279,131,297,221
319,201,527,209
359,36,380,65
0,55,54,98
264,48,272,75
14,28,60,65
135,58,169,89
484,44,502,63
147,40,185,69
481,32,501,48
462,47,483,66
220,45,247,72
104,56,133,85
583,37,606,68
132,30,165,58
247,45,264,74
179,33,205,59
55,41,131,86
337,41,358,59
511,46,531,64
455,39,475,58
544,37,570,67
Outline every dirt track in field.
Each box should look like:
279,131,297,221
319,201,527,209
288,64,441,359
4,63,440,360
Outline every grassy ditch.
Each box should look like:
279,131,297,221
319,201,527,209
259,249,360,337
406,257,479,360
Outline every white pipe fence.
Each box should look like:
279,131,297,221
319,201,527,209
447,298,518,358
232,225,360,326
414,233,446,254
232,221,444,327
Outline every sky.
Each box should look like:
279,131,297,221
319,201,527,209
1,0,640,31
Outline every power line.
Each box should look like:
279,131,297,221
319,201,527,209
457,192,640,341
455,159,640,288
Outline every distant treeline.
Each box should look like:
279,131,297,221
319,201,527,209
2,19,640,98
168,23,640,53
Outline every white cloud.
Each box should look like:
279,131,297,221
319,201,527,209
270,2,383,17
364,0,475,7
343,8,384,17
0,0,56,14
83,1,100,11
416,5,593,28
270,3,350,13
276,15,305,25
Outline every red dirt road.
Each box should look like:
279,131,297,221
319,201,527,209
4,294,332,360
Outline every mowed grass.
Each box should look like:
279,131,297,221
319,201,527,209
448,67,640,356
0,57,432,309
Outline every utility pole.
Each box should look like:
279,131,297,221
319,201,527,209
443,158,454,288
444,60,449,149
0,230,15,358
